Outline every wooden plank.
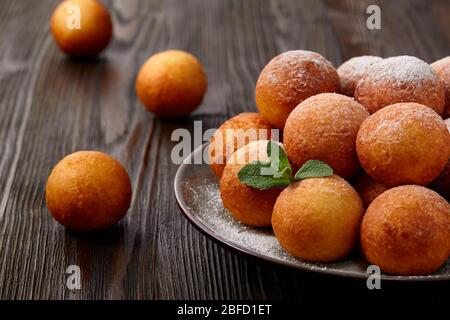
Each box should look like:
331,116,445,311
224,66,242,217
0,0,448,300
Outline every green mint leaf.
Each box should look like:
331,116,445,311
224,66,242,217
266,141,292,179
294,160,333,181
238,161,292,190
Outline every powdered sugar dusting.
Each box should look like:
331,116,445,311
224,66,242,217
338,56,383,95
366,56,439,85
339,56,383,76
279,50,335,71
358,103,447,146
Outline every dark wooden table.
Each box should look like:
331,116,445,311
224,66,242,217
0,0,449,300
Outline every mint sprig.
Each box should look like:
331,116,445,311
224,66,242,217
237,141,333,190
294,160,333,180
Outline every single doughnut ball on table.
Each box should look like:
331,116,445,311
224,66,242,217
353,173,388,208
208,112,274,178
355,56,445,115
283,93,369,179
430,118,450,200
356,103,450,187
51,0,113,57
337,56,383,96
431,56,450,116
272,175,364,262
361,185,450,275
255,50,340,128
220,140,282,227
136,50,207,117
46,151,132,232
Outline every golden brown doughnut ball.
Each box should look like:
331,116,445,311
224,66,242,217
357,103,450,187
272,175,364,262
46,151,132,232
431,57,450,116
208,113,274,178
430,118,450,200
51,0,113,57
255,50,340,128
355,56,445,115
284,93,369,179
220,140,282,227
337,56,383,96
136,50,207,117
353,173,388,208
361,185,450,275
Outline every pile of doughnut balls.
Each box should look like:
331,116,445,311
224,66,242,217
46,0,207,231
209,50,450,276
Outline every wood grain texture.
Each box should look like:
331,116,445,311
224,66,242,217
0,0,449,300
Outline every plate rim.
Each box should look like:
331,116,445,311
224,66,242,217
174,143,450,282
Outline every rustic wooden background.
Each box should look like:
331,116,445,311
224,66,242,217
0,0,449,300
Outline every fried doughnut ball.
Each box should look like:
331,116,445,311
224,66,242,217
46,151,132,232
353,173,388,208
431,56,450,116
361,185,450,275
51,0,113,57
356,103,450,187
255,50,340,128
430,118,450,200
272,175,364,262
208,113,274,178
136,50,207,117
220,140,282,227
337,56,383,96
284,93,369,179
355,56,445,115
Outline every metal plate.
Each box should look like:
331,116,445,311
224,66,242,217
174,143,450,281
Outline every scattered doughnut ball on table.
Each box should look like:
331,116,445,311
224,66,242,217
431,56,450,117
255,50,340,128
272,175,364,262
135,50,207,117
361,185,450,276
208,113,274,178
220,140,282,227
356,103,450,187
337,56,383,97
283,93,369,179
51,0,113,57
355,56,445,115
430,118,450,200
46,151,132,232
353,173,389,209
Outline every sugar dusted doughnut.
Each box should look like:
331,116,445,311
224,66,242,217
431,118,450,200
220,140,282,227
208,113,273,178
272,175,364,262
355,56,445,115
431,56,450,116
361,185,450,276
353,173,388,208
337,56,382,96
255,50,340,128
284,93,369,179
356,103,450,186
